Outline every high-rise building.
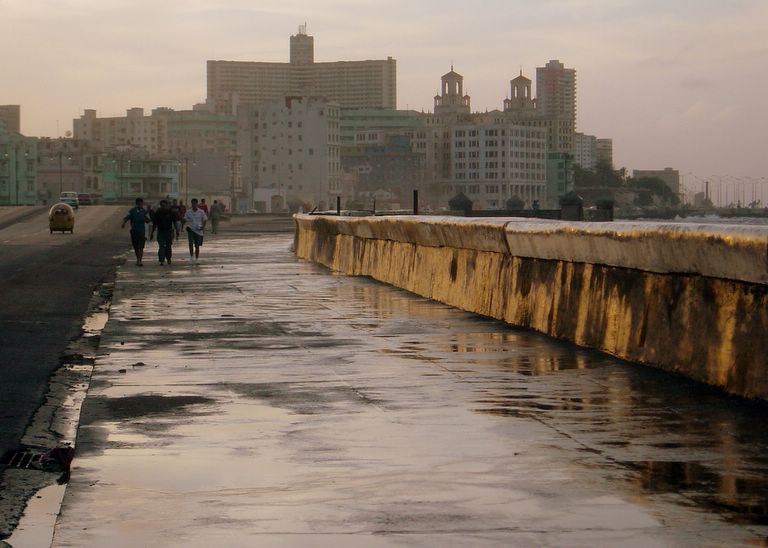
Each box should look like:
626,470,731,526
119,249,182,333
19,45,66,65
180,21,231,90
535,60,576,154
574,132,597,170
0,105,21,134
207,26,397,115
536,60,576,118
596,138,613,168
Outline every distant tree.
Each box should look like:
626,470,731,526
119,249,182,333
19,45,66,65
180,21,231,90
574,161,627,188
448,192,473,215
505,195,524,210
629,176,680,206
286,196,308,213
634,189,654,207
345,198,365,210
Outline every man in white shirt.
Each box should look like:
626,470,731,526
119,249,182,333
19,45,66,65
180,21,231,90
184,198,208,263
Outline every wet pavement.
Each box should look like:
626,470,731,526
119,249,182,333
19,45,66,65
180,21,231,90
49,234,768,547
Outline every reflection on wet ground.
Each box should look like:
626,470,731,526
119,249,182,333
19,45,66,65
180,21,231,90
337,279,768,531
53,234,768,546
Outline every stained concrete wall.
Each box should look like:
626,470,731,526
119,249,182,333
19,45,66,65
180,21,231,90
294,215,768,400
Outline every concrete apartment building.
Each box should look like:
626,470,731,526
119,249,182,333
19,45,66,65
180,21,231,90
596,138,613,168
442,122,547,209
74,108,167,155
0,105,21,134
73,107,237,157
340,109,424,147
574,132,597,170
207,26,396,115
534,60,576,155
245,96,341,212
341,134,423,209
0,129,38,205
73,107,238,202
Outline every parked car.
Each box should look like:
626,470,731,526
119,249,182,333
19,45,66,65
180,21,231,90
77,193,92,205
59,191,79,209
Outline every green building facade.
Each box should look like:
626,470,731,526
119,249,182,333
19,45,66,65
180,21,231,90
340,109,425,146
101,157,180,203
0,130,39,205
545,152,575,208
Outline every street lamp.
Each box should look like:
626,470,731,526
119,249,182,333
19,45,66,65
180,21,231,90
177,154,195,205
54,150,72,196
680,172,694,205
229,152,240,213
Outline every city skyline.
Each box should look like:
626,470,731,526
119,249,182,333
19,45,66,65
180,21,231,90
1,0,767,184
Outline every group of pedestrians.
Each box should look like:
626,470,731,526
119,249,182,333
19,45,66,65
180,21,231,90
122,197,223,266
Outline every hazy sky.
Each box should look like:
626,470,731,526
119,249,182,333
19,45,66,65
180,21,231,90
2,0,767,187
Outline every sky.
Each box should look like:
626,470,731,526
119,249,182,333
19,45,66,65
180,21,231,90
2,0,767,190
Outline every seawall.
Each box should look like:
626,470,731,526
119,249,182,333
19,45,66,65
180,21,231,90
294,214,768,400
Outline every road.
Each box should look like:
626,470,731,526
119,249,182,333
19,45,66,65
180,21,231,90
0,205,126,459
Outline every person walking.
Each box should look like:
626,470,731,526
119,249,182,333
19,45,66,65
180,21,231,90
146,202,155,240
199,198,209,215
209,200,223,234
150,199,179,265
178,201,187,223
121,197,150,266
170,199,182,241
184,198,208,264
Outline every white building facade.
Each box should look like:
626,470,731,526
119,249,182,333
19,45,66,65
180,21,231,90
574,132,597,170
444,123,547,209
251,96,340,212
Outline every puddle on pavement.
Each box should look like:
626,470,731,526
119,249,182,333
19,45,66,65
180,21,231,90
627,460,768,526
91,394,216,420
224,382,385,415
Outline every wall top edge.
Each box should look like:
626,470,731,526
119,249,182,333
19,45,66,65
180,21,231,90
294,214,768,241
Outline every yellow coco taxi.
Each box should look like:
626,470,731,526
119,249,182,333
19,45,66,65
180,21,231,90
49,202,75,234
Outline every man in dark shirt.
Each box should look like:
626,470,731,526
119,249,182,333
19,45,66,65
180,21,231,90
121,198,150,266
150,199,179,265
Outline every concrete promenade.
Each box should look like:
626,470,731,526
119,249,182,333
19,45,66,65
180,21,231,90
37,233,768,546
